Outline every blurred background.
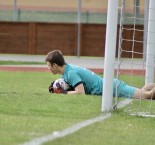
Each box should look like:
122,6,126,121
0,0,145,57
0,0,144,23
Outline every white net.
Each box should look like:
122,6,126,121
115,0,155,117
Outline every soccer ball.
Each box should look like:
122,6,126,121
53,78,70,91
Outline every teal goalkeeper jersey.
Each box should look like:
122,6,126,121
61,64,103,95
61,64,136,97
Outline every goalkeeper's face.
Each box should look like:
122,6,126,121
47,61,58,75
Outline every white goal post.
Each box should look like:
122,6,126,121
102,0,155,113
101,0,119,112
145,0,155,84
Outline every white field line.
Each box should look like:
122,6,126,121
21,99,131,145
21,113,111,145
121,99,155,118
130,113,155,118
117,99,132,109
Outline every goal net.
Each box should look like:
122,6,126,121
114,0,155,117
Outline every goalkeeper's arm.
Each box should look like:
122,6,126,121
67,83,85,95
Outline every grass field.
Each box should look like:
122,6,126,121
0,70,155,145
0,60,46,65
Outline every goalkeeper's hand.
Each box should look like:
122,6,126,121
54,82,67,94
48,81,67,94
49,81,54,93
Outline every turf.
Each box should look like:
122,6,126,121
0,60,46,65
0,71,101,145
0,71,155,145
45,111,155,145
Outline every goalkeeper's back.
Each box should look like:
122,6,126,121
62,64,103,95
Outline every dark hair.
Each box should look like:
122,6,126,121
45,50,66,66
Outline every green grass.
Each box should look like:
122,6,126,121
0,71,101,145
45,112,155,145
119,75,145,88
0,60,46,65
0,71,155,145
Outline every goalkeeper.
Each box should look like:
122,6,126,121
45,50,155,99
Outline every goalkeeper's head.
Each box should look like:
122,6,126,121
45,50,66,66
45,50,66,75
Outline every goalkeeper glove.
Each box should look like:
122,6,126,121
48,81,67,94
49,81,54,93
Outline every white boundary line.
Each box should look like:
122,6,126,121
21,113,111,145
121,99,155,118
130,113,155,118
117,99,132,109
21,99,131,145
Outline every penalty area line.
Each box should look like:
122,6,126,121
21,113,111,145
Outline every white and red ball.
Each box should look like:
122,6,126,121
53,78,69,91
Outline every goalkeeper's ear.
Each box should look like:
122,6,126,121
49,81,55,93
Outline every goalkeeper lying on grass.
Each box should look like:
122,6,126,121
45,50,155,99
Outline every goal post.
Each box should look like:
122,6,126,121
101,0,155,116
101,0,119,112
145,0,155,84
114,0,155,116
